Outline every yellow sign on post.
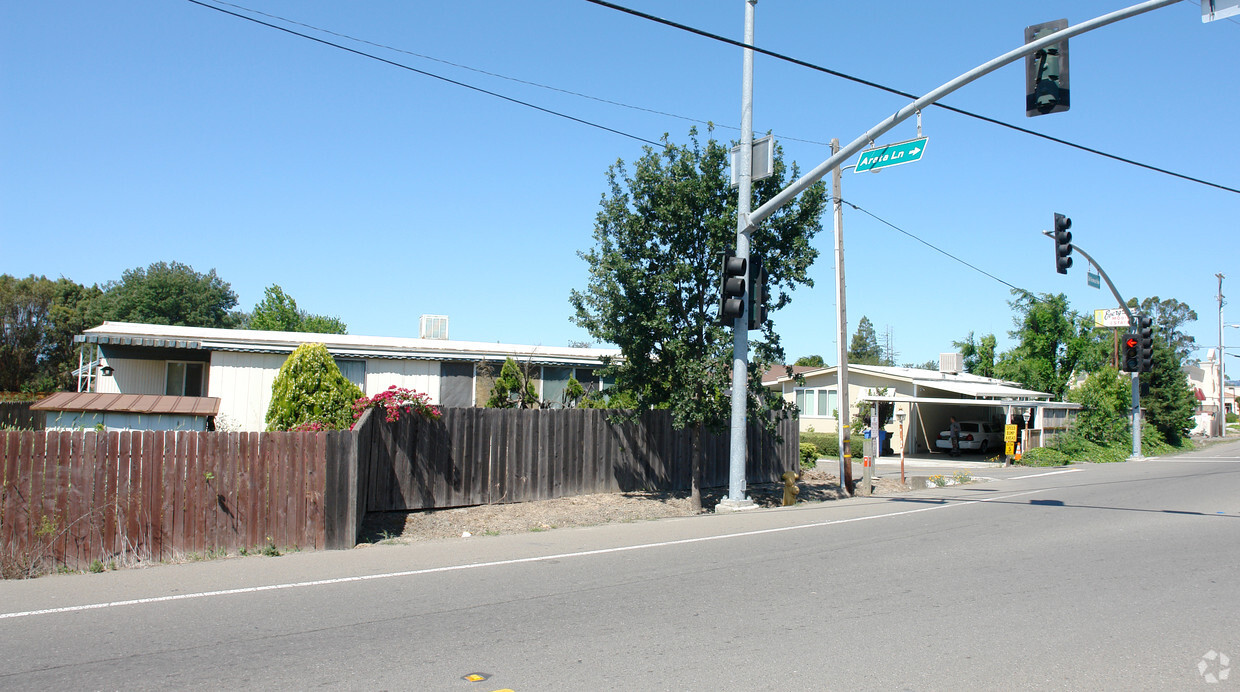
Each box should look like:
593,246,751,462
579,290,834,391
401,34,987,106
1004,425,1019,443
1005,441,1016,455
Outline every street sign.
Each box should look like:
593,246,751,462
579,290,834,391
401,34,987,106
1005,441,1015,456
1004,425,1018,443
854,137,928,173
730,135,774,188
1203,0,1240,22
1087,271,1101,289
1094,308,1131,328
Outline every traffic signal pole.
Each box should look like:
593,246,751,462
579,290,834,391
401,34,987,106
740,0,1178,235
720,0,1177,505
1045,235,1143,459
718,0,758,513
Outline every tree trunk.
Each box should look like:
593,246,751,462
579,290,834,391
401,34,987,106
690,423,703,513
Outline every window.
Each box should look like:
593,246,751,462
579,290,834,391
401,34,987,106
818,390,837,419
796,389,815,416
796,388,838,418
334,359,366,391
166,361,205,397
541,366,573,407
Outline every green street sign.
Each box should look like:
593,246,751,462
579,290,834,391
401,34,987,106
854,137,928,173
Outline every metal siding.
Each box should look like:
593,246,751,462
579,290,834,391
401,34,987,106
208,351,289,432
97,357,166,395
365,359,440,403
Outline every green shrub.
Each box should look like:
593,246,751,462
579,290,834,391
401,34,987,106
799,443,819,470
265,343,363,431
801,432,839,457
1228,412,1238,424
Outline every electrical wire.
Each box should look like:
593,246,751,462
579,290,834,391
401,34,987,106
837,197,1030,295
584,0,1240,196
183,0,661,147
199,0,832,147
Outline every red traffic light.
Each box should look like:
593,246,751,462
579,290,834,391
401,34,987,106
1124,337,1138,348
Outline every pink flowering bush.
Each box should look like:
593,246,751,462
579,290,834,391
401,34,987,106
289,421,330,432
351,385,440,427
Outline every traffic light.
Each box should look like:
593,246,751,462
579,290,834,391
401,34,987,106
1025,19,1070,117
1053,213,1073,274
1137,315,1154,372
719,254,746,324
747,254,767,331
1121,333,1140,372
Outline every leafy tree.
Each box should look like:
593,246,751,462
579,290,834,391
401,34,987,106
104,261,238,328
570,129,827,510
994,291,1107,400
246,284,347,335
903,360,939,371
1067,367,1131,446
0,275,105,391
848,316,884,365
265,343,363,430
0,275,56,391
485,358,538,409
953,331,997,377
794,354,825,367
1131,296,1197,363
1140,326,1196,444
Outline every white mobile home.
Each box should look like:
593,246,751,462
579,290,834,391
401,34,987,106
75,322,619,431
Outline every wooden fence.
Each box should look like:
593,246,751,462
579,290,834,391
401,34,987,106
0,429,354,573
355,408,798,512
0,402,43,430
1,408,797,572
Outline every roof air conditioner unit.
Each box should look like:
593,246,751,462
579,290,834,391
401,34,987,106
940,352,963,374
420,315,449,340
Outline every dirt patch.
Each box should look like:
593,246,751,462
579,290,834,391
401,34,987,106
360,468,912,545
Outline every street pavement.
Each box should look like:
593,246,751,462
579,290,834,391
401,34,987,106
2,440,1238,690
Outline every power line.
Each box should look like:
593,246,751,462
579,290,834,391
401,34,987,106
584,0,1240,196
838,197,1029,295
201,0,832,147
184,0,661,147
838,197,1099,325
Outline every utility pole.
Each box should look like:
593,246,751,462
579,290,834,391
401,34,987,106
718,0,758,512
1218,273,1227,437
831,139,854,494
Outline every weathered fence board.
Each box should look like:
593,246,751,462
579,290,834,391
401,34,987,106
0,430,330,572
359,408,798,513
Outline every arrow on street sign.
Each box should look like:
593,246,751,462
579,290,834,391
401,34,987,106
854,137,929,173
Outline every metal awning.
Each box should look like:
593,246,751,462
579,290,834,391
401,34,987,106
911,379,1051,399
31,392,221,416
858,394,1079,410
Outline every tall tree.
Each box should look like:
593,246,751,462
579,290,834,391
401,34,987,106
0,275,104,392
104,261,238,328
952,331,997,377
1141,333,1196,444
570,129,827,510
994,291,1107,400
1129,296,1197,363
0,275,56,391
848,316,884,365
794,354,825,367
246,284,347,335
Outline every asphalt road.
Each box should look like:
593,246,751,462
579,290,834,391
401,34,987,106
2,440,1238,691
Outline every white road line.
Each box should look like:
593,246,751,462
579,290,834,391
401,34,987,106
0,488,1051,621
1006,468,1084,480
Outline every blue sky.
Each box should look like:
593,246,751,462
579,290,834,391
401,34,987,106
3,1,1237,369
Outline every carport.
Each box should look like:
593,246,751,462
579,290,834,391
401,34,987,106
858,389,1080,458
